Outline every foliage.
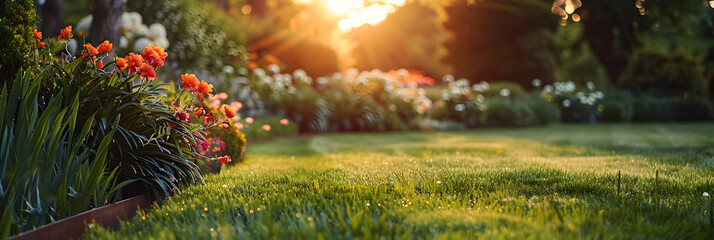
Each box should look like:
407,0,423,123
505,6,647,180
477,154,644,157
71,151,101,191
661,98,714,122
441,0,559,87
630,94,663,122
128,0,246,72
618,48,707,97
597,91,633,122
481,98,535,127
0,0,38,84
238,117,299,142
0,71,127,237
85,124,714,239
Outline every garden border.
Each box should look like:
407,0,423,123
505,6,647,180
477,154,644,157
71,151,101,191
8,194,152,240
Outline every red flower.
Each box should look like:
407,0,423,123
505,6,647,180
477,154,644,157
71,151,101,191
84,43,98,56
193,107,205,117
140,44,168,67
181,74,200,91
221,120,230,129
97,40,113,54
139,63,156,81
58,26,72,40
36,42,45,49
116,57,127,71
203,112,215,125
197,81,214,95
96,60,104,69
217,156,231,164
33,29,42,40
200,140,209,151
222,105,236,118
124,53,143,74
174,111,190,122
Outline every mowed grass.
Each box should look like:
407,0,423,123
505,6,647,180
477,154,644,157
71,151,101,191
87,123,714,239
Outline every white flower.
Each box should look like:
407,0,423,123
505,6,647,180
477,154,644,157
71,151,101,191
268,64,281,74
119,36,129,49
442,74,454,83
223,65,235,74
532,78,542,87
586,81,595,90
436,181,442,184
147,23,167,40
704,192,710,197
455,104,465,112
562,99,572,107
317,77,329,85
222,184,228,188
543,85,553,93
133,37,152,51
500,88,511,97
76,15,93,34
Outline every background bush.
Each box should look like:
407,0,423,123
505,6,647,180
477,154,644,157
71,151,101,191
0,0,38,84
618,48,707,98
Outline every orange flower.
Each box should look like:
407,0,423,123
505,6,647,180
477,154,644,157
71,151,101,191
96,60,104,69
181,74,200,91
84,43,98,56
261,124,271,131
124,53,143,74
58,26,72,40
222,105,236,118
140,44,168,67
97,40,112,54
245,117,253,124
280,119,289,125
193,106,205,117
33,29,42,40
197,81,213,95
246,61,258,72
217,155,231,164
139,63,156,81
116,57,127,71
36,42,45,49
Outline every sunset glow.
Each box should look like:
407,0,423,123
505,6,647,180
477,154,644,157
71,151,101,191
294,0,406,31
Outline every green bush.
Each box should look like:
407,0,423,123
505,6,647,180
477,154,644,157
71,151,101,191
526,95,560,125
128,0,245,72
661,98,714,121
618,48,707,97
480,81,527,99
631,94,663,122
597,91,633,122
481,98,535,127
239,117,299,141
0,0,38,84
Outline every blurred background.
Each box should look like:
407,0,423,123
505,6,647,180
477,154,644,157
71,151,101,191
9,0,714,132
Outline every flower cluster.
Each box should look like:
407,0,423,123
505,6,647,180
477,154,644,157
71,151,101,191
38,26,239,165
33,29,44,49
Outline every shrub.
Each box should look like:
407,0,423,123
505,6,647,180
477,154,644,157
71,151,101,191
0,0,38,84
481,98,535,127
661,98,714,121
618,48,707,97
597,91,633,122
526,94,560,125
239,117,299,141
631,94,663,122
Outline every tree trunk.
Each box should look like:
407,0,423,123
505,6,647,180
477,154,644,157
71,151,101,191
89,0,126,68
40,0,64,38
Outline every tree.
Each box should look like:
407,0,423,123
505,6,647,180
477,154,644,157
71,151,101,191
441,0,559,87
40,0,64,38
89,0,125,46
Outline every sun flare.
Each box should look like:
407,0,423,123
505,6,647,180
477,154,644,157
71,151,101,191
295,0,406,31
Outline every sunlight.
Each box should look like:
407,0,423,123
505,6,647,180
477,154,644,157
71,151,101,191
289,0,407,31
328,0,364,14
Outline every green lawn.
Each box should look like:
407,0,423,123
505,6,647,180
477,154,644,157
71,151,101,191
87,123,714,239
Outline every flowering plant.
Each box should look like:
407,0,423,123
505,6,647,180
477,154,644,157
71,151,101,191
29,27,235,199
